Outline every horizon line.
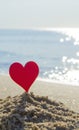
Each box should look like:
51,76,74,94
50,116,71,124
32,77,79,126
0,27,79,30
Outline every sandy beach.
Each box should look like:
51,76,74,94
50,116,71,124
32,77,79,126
0,75,79,113
1,75,79,129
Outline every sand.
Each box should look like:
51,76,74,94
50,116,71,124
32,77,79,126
0,75,79,130
0,75,79,113
0,92,79,130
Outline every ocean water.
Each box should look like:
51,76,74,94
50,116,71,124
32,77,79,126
0,28,79,85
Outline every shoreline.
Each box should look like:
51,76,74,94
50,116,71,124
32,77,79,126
1,73,79,87
0,75,79,113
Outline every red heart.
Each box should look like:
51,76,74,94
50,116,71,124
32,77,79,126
9,61,39,92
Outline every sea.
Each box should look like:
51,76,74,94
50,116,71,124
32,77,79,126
0,28,79,85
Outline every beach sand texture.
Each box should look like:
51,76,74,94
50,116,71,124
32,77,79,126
0,92,79,130
0,75,79,113
0,75,79,129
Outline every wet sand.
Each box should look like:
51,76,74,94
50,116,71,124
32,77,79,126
0,92,79,130
0,75,79,129
0,75,79,113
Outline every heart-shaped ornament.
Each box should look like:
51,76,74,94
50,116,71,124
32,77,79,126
9,61,39,92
